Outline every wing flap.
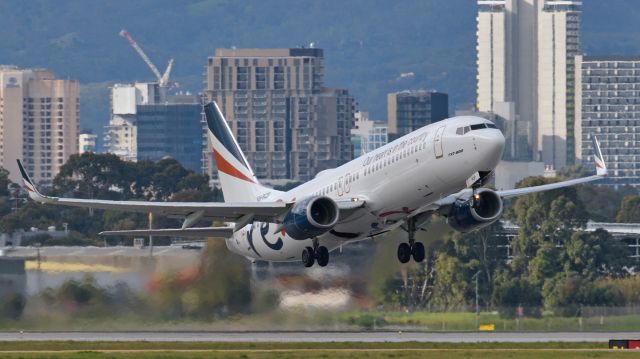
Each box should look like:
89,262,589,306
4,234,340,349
99,226,234,238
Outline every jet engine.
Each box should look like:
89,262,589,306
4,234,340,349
282,196,339,240
447,189,503,232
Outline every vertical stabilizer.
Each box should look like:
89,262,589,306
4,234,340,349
204,102,280,202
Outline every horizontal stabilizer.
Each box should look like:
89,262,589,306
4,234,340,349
99,226,234,238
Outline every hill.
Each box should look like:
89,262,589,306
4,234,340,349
0,0,639,149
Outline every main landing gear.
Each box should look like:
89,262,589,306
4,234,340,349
302,239,329,267
397,217,425,264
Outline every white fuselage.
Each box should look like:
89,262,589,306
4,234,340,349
225,116,505,262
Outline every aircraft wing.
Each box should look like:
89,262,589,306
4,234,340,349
17,159,291,223
99,226,235,238
496,136,607,198
417,136,608,215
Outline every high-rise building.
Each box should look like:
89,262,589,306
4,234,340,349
575,56,640,188
0,66,79,185
78,132,97,154
204,48,355,181
387,90,448,141
104,82,159,162
136,95,203,172
351,111,388,157
537,0,581,168
476,0,581,167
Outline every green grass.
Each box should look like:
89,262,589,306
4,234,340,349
340,311,640,331
0,342,631,358
6,310,640,332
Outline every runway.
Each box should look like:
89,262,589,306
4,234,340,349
0,331,634,342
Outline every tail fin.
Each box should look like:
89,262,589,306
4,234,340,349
592,136,608,177
204,102,280,202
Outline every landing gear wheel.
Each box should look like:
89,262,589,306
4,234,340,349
302,247,315,267
397,243,411,264
412,242,425,263
316,246,329,267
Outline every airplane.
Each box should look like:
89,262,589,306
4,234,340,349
16,101,608,267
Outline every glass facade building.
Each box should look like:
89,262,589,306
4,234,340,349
136,101,203,172
387,90,448,141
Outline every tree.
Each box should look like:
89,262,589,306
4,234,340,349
53,152,136,200
616,195,640,223
527,242,563,287
0,202,61,233
491,269,542,317
542,273,624,315
0,167,10,197
442,221,506,307
507,176,588,269
564,229,630,279
430,253,468,310
575,184,624,222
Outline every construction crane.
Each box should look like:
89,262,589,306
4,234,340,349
119,29,173,88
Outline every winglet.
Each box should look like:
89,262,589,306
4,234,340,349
16,159,53,203
592,136,607,177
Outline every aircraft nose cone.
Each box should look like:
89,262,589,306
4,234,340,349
476,129,505,170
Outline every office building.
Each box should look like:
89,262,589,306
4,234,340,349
476,0,581,167
0,66,79,185
387,90,448,141
78,132,97,154
136,95,203,172
351,111,387,157
575,56,640,188
204,48,355,181
104,82,160,162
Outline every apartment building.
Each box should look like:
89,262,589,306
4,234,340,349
476,0,582,167
0,66,79,185
203,48,355,181
576,56,640,188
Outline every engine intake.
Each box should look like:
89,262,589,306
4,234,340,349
447,188,503,233
283,196,339,240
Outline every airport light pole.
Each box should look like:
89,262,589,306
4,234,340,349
473,270,481,330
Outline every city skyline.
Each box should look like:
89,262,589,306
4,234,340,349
0,2,639,186
0,1,635,147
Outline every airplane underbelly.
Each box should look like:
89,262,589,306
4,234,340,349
227,222,347,262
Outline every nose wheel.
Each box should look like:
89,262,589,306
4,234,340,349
302,240,330,267
397,217,426,263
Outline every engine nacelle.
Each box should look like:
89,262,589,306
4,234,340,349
447,188,503,233
282,196,339,240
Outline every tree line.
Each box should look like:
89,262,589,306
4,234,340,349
371,175,640,316
0,153,222,245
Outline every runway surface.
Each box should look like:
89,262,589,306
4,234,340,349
0,331,634,342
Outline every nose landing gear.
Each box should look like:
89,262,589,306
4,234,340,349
397,217,426,263
302,239,330,267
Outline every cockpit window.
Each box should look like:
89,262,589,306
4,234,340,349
456,126,473,135
457,124,496,134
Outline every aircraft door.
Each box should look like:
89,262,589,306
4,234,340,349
344,172,351,193
337,176,344,196
434,126,446,159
